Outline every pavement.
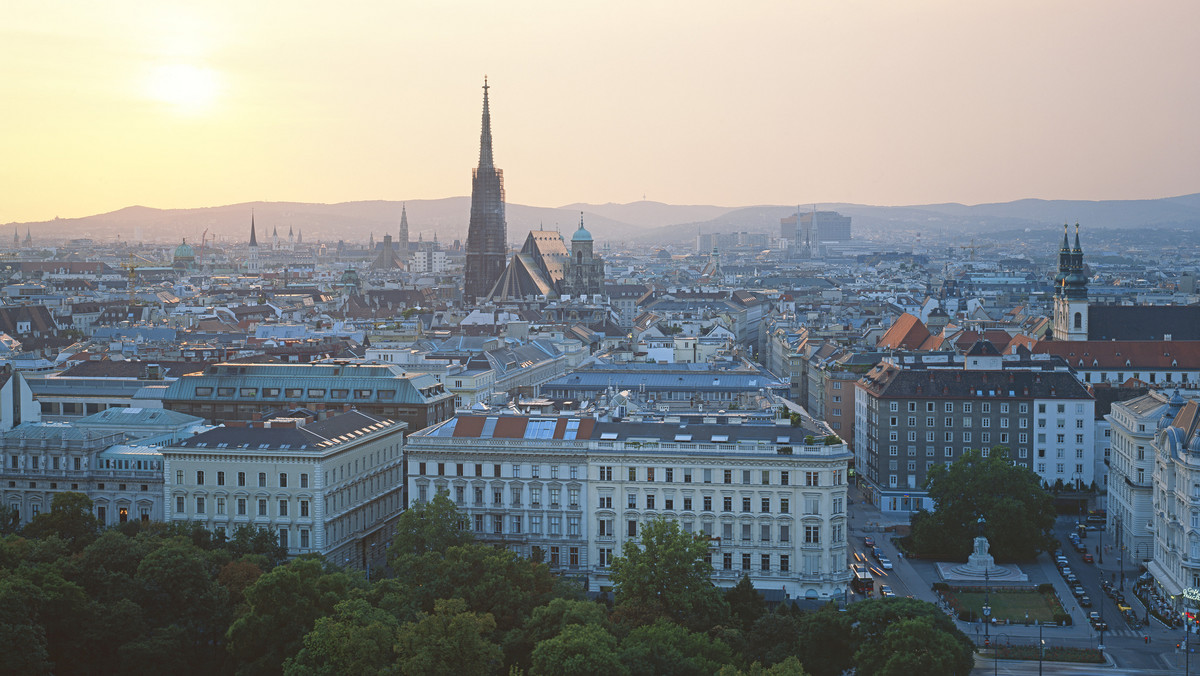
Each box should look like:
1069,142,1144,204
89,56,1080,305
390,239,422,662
845,486,1195,673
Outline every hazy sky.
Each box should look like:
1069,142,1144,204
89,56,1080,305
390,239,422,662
3,1,1198,223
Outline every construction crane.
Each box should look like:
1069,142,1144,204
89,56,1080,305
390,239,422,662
958,240,993,261
122,252,158,303
198,228,209,271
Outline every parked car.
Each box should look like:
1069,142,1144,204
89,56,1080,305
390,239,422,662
1055,556,1069,566
1073,586,1086,598
872,547,884,561
1082,553,1094,563
880,585,895,597
1066,574,1078,585
879,556,893,570
864,536,876,548
1080,595,1092,607
1061,567,1072,578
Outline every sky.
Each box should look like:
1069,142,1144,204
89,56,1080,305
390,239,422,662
3,1,1199,224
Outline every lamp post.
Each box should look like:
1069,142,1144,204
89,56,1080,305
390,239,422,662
1038,621,1044,676
978,515,990,642
1116,515,1124,592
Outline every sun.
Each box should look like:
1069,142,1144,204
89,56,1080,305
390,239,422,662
147,63,219,113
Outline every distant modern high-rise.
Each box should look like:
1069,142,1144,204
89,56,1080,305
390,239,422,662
464,78,508,303
780,209,852,257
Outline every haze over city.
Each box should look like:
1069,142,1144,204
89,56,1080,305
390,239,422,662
5,1,1200,225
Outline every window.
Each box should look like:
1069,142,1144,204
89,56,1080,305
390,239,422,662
217,497,226,515
647,468,656,482
512,516,523,534
195,497,206,514
805,471,819,486
780,497,789,514
703,496,712,511
665,468,674,482
279,529,288,548
628,520,637,537
300,473,309,488
780,525,790,542
301,530,310,548
804,525,820,544
258,472,266,488
723,497,733,512
628,493,637,508
279,473,288,488
175,496,185,513
761,497,770,513
493,516,503,534
761,554,771,571
300,500,309,517
780,554,789,572
278,500,288,516
258,499,267,516
237,498,247,515
599,465,613,481
176,470,184,485
724,470,732,484
723,552,732,570
683,497,692,510
646,494,656,510
781,471,790,486
599,495,612,509
743,553,752,570
628,467,636,481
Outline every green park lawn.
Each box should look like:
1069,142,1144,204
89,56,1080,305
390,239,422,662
948,590,1057,623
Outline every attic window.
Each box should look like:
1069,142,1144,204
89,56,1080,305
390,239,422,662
776,436,790,444
711,435,729,443
600,432,619,440
674,434,692,442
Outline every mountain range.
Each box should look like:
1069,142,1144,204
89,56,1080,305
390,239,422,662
10,193,1200,248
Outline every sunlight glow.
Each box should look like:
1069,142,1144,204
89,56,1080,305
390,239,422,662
147,63,219,113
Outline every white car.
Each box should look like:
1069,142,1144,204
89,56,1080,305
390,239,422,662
879,556,893,570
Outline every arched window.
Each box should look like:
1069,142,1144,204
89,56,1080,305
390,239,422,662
576,250,583,264
1074,312,1082,329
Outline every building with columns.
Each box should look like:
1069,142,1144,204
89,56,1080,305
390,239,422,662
161,410,405,571
405,411,852,601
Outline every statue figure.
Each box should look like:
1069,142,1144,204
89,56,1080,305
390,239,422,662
973,536,990,558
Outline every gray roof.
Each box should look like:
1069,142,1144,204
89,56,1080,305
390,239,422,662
75,407,204,429
174,411,401,452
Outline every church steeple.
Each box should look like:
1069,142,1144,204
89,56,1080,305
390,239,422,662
478,77,494,170
1054,223,1070,296
249,213,258,247
398,203,410,260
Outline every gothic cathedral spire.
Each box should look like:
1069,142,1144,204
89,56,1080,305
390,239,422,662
464,77,508,303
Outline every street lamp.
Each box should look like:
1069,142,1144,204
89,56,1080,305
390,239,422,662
1116,515,1125,592
979,515,990,642
1038,621,1044,676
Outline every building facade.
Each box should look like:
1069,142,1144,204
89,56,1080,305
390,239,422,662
854,347,1094,513
1107,392,1181,566
161,411,405,571
405,412,852,600
1147,395,1200,604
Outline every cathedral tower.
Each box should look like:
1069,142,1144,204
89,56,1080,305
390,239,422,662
1052,224,1088,341
398,203,410,264
464,78,508,303
247,214,261,274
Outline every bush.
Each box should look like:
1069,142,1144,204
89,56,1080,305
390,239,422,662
932,582,950,592
1037,583,1055,594
1052,612,1072,626
958,609,978,622
823,435,841,445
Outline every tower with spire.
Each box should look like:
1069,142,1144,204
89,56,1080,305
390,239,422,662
272,225,279,250
247,214,261,274
398,203,410,265
464,77,508,303
1052,223,1089,341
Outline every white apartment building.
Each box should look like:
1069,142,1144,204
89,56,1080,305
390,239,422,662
405,412,852,601
1107,392,1175,565
1147,394,1200,602
161,411,405,571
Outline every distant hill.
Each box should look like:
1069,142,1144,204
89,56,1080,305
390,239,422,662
635,193,1200,245
10,193,1200,247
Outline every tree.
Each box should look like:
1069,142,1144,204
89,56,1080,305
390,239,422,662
504,598,610,670
610,517,728,630
617,618,735,675
847,598,973,676
853,616,973,676
0,504,19,535
725,575,766,631
388,493,473,567
717,657,810,676
227,557,365,675
21,492,100,551
743,611,801,668
792,604,854,676
283,598,400,676
910,448,1056,561
530,623,625,676
393,598,503,676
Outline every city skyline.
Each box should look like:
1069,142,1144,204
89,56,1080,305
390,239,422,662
3,1,1199,224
